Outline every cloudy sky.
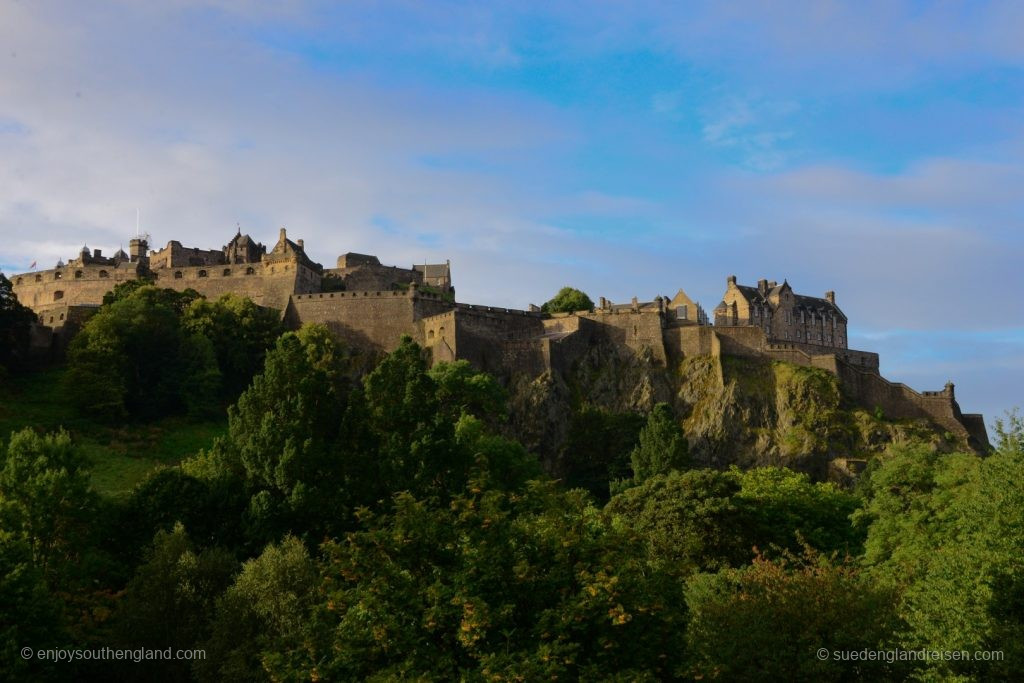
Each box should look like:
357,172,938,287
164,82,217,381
1,1,1021,425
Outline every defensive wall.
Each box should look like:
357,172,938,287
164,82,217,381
12,261,143,313
151,262,318,310
284,287,452,353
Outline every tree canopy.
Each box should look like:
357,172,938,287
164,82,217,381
540,286,594,314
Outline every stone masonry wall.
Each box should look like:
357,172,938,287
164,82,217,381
286,290,453,353
12,263,144,312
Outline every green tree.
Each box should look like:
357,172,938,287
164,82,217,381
219,325,349,543
685,549,906,681
357,336,466,501
629,402,689,484
0,429,98,587
201,536,318,682
100,276,156,306
0,532,65,683
857,440,1024,680
540,286,594,314
64,286,187,420
428,360,507,424
115,524,236,682
182,294,284,397
272,483,685,681
0,273,35,375
737,466,862,558
607,469,754,576
561,406,644,501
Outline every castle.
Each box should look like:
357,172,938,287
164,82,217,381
7,228,989,450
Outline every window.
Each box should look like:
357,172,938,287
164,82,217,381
246,267,255,275
99,270,109,278
174,271,183,279
59,313,64,321
676,305,688,320
223,268,231,276
15,277,21,285
75,271,83,279
53,290,64,301
35,274,41,282
428,330,435,340
54,271,62,280
198,270,208,278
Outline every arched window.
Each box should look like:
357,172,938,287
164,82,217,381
54,271,62,280
174,271,183,279
15,277,21,285
198,270,208,278
53,290,64,301
75,270,83,279
99,270,109,278
35,274,42,282
223,268,231,276
427,329,435,340
59,313,64,321
245,267,255,275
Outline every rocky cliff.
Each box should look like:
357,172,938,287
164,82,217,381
505,339,965,489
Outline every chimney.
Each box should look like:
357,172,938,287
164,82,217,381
727,275,737,286
279,227,287,242
757,278,768,294
599,296,607,309
825,290,835,304
297,239,304,250
768,280,777,289
93,249,102,258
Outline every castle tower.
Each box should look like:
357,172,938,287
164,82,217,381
129,237,148,263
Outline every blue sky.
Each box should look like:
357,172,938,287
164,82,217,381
0,0,1021,427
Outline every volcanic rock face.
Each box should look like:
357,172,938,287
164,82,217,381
506,349,960,485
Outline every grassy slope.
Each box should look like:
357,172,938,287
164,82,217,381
0,366,226,498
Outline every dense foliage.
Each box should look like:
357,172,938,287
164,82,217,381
63,287,282,420
540,286,594,313
0,273,36,378
1,315,1021,680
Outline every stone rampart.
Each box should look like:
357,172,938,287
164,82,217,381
286,289,452,353
577,309,668,365
12,263,143,311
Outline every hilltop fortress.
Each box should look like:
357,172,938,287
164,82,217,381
8,228,989,450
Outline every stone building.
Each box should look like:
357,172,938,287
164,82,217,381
714,276,848,349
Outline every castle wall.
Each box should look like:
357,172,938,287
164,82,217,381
449,305,545,374
577,310,668,365
150,261,320,310
148,242,224,269
713,325,769,358
12,262,143,311
501,338,551,377
287,290,453,353
666,325,718,360
326,263,424,292
835,362,975,442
